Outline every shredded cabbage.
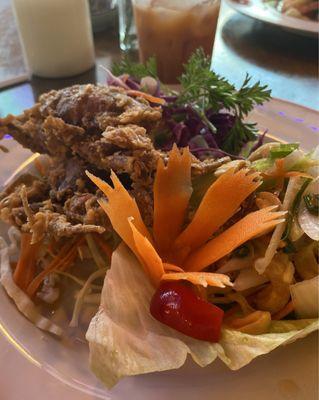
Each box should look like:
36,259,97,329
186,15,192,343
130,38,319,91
255,177,300,274
298,177,319,241
233,268,268,291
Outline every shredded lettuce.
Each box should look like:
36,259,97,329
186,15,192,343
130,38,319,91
269,143,299,159
290,147,319,174
251,158,273,172
255,177,300,274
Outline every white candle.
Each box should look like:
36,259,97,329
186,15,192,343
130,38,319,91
12,0,95,78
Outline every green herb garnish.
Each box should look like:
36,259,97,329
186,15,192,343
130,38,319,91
303,194,319,215
112,49,271,155
177,49,271,154
112,56,157,79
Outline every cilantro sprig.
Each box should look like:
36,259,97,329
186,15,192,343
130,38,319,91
178,49,271,153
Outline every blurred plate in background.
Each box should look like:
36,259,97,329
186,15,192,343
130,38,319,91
225,0,318,36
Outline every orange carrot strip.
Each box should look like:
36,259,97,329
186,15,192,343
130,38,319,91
275,158,285,176
184,206,286,272
94,234,113,261
284,171,313,179
127,90,166,105
26,237,83,297
272,301,294,320
174,168,260,260
161,272,233,288
26,244,73,296
153,145,192,256
163,263,184,273
264,158,311,180
86,170,152,257
13,233,32,287
13,233,41,291
129,219,164,286
58,248,79,272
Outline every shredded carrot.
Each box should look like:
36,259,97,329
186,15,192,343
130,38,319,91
129,219,164,286
94,234,113,261
275,158,285,176
13,233,41,291
162,272,233,288
86,170,152,256
58,248,79,272
163,263,184,273
272,301,294,320
284,171,313,179
173,168,260,262
153,145,192,257
26,237,83,297
127,90,166,105
184,206,286,272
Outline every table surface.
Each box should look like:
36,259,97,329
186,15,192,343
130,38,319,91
0,0,318,116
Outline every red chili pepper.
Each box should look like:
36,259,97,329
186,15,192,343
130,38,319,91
150,281,224,342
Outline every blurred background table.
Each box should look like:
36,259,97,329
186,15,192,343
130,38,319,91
0,0,318,116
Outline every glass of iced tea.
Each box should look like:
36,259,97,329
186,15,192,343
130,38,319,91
132,0,221,83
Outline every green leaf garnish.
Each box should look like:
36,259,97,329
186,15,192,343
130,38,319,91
112,56,158,79
177,49,271,154
112,49,271,155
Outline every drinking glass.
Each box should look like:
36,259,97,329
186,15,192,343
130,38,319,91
132,0,221,83
117,0,138,51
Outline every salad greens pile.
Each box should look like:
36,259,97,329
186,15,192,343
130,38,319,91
112,49,271,157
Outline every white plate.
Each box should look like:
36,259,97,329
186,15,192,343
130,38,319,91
0,98,318,400
225,0,319,36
